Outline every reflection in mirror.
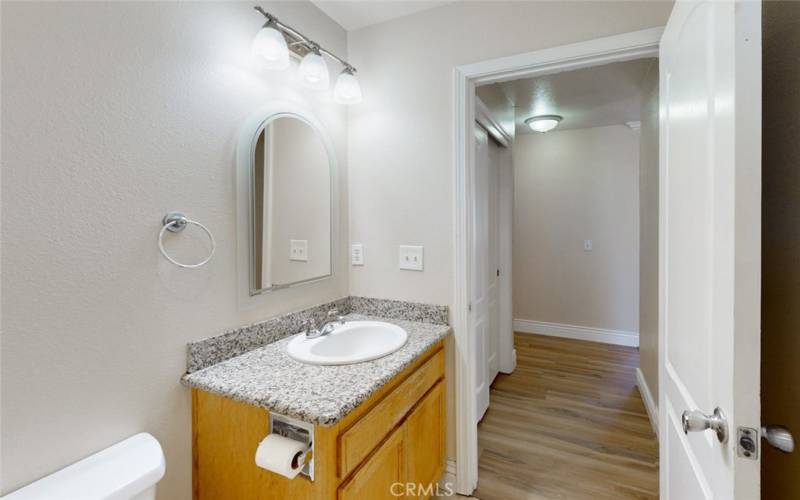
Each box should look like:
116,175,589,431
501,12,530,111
251,114,332,294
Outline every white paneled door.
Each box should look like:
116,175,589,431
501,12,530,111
486,130,501,386
659,1,761,498
473,123,491,423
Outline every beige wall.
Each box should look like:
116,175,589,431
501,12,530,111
762,2,800,497
638,61,660,398
346,0,670,464
346,1,672,307
0,2,348,497
512,126,640,333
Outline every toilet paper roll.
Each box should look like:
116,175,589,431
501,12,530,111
254,434,308,479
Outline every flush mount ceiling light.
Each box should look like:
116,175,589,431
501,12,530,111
252,7,361,103
525,115,563,133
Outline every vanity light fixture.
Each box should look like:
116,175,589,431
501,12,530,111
253,7,362,103
334,67,363,104
297,47,330,90
525,115,563,133
251,20,290,70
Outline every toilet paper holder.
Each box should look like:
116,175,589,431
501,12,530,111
269,413,315,480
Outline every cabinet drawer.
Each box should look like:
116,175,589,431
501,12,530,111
339,349,444,478
338,426,405,500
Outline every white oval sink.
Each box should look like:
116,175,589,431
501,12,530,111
287,321,408,365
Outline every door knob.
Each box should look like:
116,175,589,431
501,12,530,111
762,424,795,453
682,407,728,443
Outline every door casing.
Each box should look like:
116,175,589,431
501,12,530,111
452,27,663,494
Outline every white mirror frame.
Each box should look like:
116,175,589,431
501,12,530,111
236,101,339,303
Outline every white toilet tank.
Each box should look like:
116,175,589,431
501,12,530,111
2,433,165,500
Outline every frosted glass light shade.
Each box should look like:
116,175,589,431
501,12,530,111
298,52,329,90
251,25,289,70
525,115,563,133
334,70,362,104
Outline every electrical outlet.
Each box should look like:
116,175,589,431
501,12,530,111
290,240,308,261
584,239,593,252
399,245,424,271
351,244,364,265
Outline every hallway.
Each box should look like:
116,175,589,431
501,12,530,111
474,333,659,499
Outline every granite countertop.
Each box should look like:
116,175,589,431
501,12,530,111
181,314,450,426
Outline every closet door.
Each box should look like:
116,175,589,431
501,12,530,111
486,134,502,384
472,123,491,422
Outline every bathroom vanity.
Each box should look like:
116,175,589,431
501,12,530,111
183,302,450,500
182,102,449,499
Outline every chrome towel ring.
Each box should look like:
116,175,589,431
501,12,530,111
158,212,216,269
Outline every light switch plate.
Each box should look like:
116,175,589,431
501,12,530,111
399,245,424,271
290,240,308,261
351,243,364,266
584,239,593,252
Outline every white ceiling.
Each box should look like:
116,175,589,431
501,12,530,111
311,1,457,31
485,58,657,134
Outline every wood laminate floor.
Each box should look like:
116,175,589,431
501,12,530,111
473,333,659,500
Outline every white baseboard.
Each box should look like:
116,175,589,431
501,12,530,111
439,459,457,490
446,458,457,476
514,319,639,347
636,367,659,437
500,348,516,374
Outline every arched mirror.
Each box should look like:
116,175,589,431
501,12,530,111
247,112,334,295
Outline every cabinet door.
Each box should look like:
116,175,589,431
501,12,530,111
404,382,445,499
338,426,405,500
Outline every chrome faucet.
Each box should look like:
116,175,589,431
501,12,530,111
304,309,347,339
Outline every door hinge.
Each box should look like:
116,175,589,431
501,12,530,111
497,269,500,277
468,302,472,312
737,427,759,460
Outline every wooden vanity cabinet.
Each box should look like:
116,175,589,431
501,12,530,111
404,382,446,493
338,381,445,500
192,340,446,500
337,426,405,500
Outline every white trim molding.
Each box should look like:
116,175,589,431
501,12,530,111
457,27,663,86
452,26,662,496
452,63,478,495
444,459,457,483
514,319,639,347
636,368,659,437
437,459,459,497
475,96,512,147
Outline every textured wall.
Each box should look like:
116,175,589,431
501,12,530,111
0,2,348,497
638,61,660,399
345,0,670,465
346,1,672,307
512,126,640,333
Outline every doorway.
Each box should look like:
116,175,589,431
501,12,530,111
471,56,659,498
451,28,663,494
